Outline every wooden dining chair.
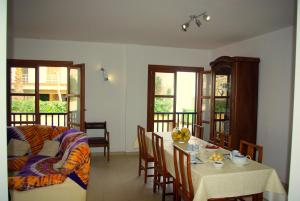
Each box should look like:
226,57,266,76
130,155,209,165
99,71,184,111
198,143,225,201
152,132,175,201
193,124,204,139
85,121,110,161
173,145,194,201
137,125,154,183
238,140,264,201
239,140,263,163
213,133,232,150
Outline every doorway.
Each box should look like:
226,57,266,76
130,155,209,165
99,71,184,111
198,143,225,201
147,65,208,137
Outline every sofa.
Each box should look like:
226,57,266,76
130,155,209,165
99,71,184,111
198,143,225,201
7,125,90,201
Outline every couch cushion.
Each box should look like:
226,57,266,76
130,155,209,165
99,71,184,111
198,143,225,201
8,139,30,156
38,140,60,157
16,125,44,155
35,125,54,141
8,156,29,172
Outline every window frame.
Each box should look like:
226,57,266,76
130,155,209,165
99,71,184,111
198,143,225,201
7,59,73,126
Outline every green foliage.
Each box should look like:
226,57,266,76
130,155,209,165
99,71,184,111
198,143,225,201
215,100,227,113
11,100,67,113
154,76,173,112
40,101,67,113
12,100,35,113
154,98,172,112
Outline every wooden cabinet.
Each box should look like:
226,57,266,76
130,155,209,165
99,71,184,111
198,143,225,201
210,56,260,149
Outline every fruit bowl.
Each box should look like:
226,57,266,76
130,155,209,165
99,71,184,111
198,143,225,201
172,127,191,143
209,152,224,162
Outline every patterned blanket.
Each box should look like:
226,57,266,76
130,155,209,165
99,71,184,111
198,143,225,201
8,129,90,191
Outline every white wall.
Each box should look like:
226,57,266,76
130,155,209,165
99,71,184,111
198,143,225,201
288,1,300,200
212,26,294,183
0,0,8,200
8,38,211,153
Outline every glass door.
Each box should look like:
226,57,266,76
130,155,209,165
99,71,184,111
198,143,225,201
147,65,203,134
198,71,211,141
151,71,176,132
211,66,231,142
67,64,85,131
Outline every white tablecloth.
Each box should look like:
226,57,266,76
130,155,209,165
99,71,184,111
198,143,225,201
136,132,286,201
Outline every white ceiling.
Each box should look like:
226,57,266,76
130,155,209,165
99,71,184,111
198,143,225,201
8,0,296,49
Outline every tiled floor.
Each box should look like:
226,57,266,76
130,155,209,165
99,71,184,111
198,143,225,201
87,154,173,201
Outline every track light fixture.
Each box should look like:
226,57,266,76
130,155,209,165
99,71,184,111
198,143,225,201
181,12,211,32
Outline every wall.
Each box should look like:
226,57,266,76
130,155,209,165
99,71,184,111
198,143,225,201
288,1,300,200
0,0,8,200
212,26,294,183
8,38,211,153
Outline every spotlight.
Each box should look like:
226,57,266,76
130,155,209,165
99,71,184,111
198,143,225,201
181,23,189,31
203,14,211,21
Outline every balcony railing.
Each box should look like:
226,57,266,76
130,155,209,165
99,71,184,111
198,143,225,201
154,112,197,134
11,112,68,127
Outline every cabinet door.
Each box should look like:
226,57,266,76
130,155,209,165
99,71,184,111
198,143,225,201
211,65,232,143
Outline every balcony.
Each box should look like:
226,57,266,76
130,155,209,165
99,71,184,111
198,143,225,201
154,112,197,134
11,112,68,127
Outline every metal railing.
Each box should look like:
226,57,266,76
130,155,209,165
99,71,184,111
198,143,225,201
11,112,67,127
154,112,197,133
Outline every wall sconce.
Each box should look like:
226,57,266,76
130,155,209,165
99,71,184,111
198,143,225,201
100,68,109,81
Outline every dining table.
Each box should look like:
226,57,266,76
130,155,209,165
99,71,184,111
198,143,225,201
135,132,286,201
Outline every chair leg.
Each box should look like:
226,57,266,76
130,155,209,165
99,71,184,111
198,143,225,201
104,146,106,156
174,180,180,201
153,168,157,193
173,179,176,201
138,156,142,176
162,176,166,201
107,145,110,161
144,160,148,184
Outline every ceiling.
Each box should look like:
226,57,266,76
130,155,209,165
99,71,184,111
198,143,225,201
8,0,296,49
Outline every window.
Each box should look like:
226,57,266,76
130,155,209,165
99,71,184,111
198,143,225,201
7,59,85,130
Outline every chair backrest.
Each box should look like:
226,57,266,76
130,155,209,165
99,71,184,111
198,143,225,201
214,133,232,150
193,124,203,139
85,122,107,133
137,125,148,159
239,140,263,163
173,145,194,201
152,132,167,174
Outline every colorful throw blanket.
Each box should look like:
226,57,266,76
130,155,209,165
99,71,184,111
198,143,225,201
8,129,90,191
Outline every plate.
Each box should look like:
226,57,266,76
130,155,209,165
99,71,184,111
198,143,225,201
205,144,219,152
